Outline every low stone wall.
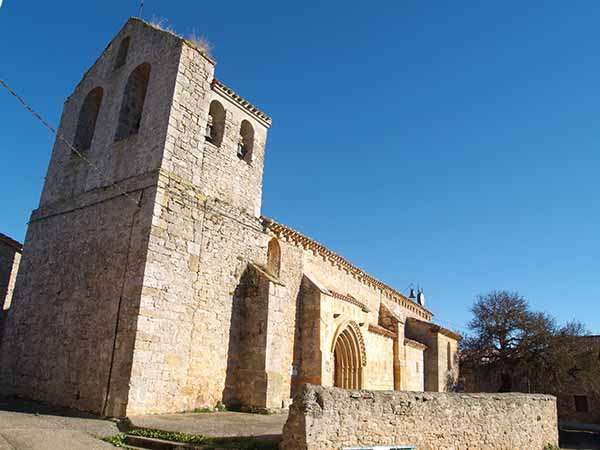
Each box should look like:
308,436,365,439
281,384,558,450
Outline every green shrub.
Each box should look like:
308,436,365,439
101,434,126,447
128,427,206,444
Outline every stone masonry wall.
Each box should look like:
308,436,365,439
0,235,21,311
403,342,425,391
364,331,394,390
0,235,21,345
295,276,323,390
556,391,600,425
437,332,459,390
263,243,303,409
0,182,155,417
303,252,428,326
125,40,280,414
404,318,461,391
281,384,559,450
0,18,182,417
40,19,182,207
300,251,432,392
2,16,461,418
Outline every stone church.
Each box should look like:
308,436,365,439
0,18,459,417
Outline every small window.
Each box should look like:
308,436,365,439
114,37,130,70
447,342,452,371
115,63,151,142
267,238,281,277
238,120,254,162
574,395,589,413
206,100,225,146
74,87,103,152
416,362,420,373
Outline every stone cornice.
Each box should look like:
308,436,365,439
380,302,405,325
262,217,433,321
407,317,462,341
0,233,23,252
368,324,397,339
405,338,428,350
249,262,285,286
212,79,272,127
326,290,371,313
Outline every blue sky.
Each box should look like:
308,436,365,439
1,1,599,333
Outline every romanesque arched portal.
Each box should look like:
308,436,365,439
332,322,365,389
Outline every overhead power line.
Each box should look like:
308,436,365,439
0,77,141,208
0,77,270,236
1,76,452,315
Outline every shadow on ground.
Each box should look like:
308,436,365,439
560,428,600,450
0,396,120,449
0,396,118,423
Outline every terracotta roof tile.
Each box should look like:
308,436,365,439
212,79,272,127
262,217,433,321
406,317,462,341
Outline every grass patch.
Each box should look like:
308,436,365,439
128,427,206,444
225,404,272,415
182,401,228,414
131,427,277,449
147,16,176,34
102,427,278,449
101,434,126,447
190,406,213,413
186,32,213,60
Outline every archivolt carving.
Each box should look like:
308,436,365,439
331,320,367,367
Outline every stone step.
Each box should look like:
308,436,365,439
122,434,251,450
123,435,203,450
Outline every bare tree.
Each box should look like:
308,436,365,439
461,290,599,395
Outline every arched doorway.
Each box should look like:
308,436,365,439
332,323,365,389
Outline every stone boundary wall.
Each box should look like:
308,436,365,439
281,384,558,450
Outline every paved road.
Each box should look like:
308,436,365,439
130,411,287,440
0,397,118,450
0,398,287,449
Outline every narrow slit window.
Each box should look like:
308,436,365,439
267,238,281,277
114,37,130,70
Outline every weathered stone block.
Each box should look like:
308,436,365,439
282,384,559,450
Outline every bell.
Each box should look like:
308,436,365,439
417,291,426,307
408,288,416,300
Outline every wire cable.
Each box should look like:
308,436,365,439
1,77,444,316
0,77,141,208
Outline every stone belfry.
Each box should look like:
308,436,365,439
0,18,272,417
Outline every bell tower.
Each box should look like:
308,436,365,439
0,17,272,417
